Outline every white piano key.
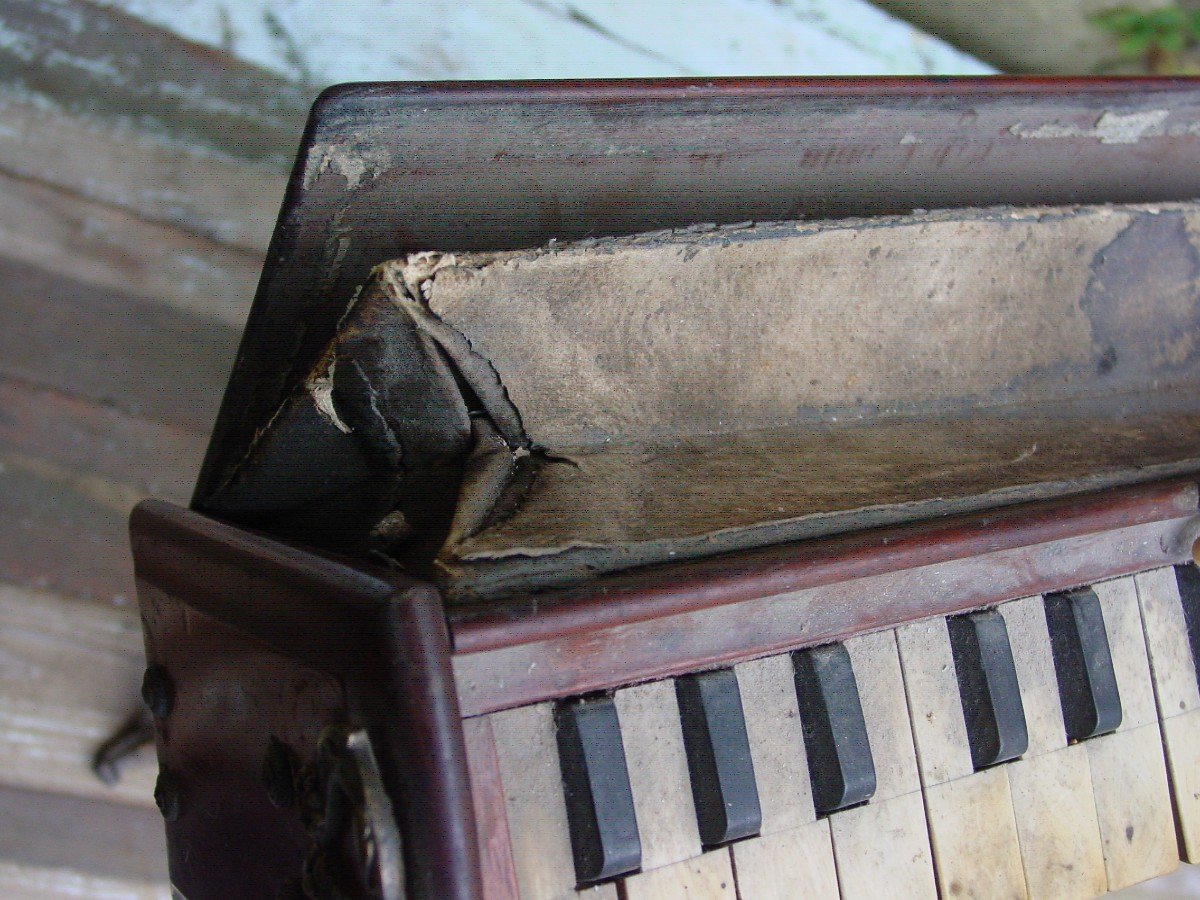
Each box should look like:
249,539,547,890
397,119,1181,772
998,595,1068,756
1135,567,1200,719
1087,723,1178,890
1135,567,1200,863
1086,576,1179,890
828,631,936,900
614,679,702,871
843,630,921,801
734,653,818,834
730,821,839,900
489,703,582,900
998,595,1108,897
1091,577,1157,731
1161,709,1200,863
1007,744,1107,899
923,766,1029,900
829,791,936,900
897,617,1028,899
895,618,974,786
621,849,736,900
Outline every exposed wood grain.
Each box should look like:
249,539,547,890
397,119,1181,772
0,583,155,806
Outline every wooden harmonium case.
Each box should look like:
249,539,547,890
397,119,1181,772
132,79,1200,900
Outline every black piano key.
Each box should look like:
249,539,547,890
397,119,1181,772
1044,588,1123,742
676,669,762,847
792,643,877,814
1175,564,1200,688
948,609,1029,769
554,697,641,884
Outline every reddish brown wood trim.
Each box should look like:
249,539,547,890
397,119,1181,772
452,480,1198,653
130,500,482,900
463,717,521,900
453,508,1199,717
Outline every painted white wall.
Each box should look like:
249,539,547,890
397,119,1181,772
90,0,993,85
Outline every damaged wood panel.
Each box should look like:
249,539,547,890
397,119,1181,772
213,200,1200,600
194,79,1200,547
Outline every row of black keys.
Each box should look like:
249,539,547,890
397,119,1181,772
556,568,1200,884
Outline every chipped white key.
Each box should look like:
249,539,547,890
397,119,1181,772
897,617,1028,900
1086,577,1178,890
830,631,935,900
621,849,735,900
614,679,702,872
999,596,1107,898
1136,566,1200,862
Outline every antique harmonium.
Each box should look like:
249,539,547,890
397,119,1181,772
131,79,1200,900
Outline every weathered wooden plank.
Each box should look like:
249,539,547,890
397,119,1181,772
0,168,259,324
0,255,239,432
100,0,987,84
0,583,156,806
0,85,284,251
0,783,165,883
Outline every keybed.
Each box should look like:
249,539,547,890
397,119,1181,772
472,564,1200,899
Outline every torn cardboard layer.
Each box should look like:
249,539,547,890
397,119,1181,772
202,202,1200,601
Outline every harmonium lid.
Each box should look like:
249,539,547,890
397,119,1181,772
193,78,1200,605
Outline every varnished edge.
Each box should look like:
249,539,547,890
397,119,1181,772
130,500,482,900
452,480,1199,716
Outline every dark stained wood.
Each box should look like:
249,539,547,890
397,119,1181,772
462,717,520,900
195,76,1200,509
451,481,1199,717
131,500,482,900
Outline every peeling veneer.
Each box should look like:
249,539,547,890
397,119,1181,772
201,201,1200,601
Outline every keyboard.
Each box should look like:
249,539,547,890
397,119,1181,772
470,566,1200,899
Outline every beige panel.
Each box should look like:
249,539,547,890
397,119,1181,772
730,821,839,900
734,654,817,834
924,767,1028,900
614,680,702,871
489,704,577,900
844,629,921,800
1007,744,1107,900
1162,709,1200,864
998,595,1068,756
1087,723,1178,891
1092,577,1158,731
621,850,736,900
896,618,974,786
1135,567,1200,720
829,792,936,900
